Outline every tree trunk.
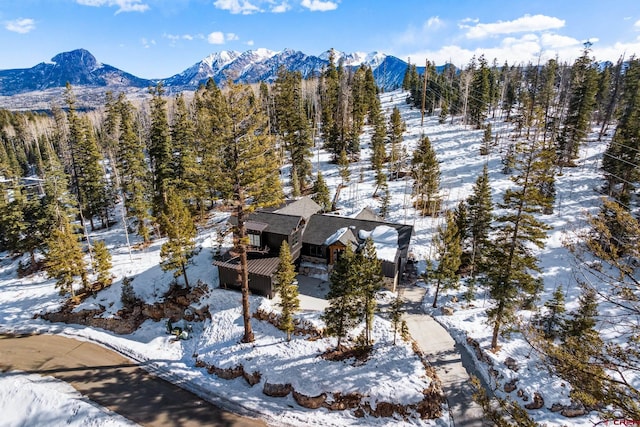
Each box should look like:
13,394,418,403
181,261,190,288
236,186,254,343
491,300,504,350
432,278,441,308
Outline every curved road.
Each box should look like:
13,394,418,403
0,334,266,427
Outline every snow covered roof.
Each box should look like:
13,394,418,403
359,225,399,262
303,214,413,252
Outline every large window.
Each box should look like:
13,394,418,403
248,233,261,247
310,245,323,257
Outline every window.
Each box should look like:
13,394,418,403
310,245,323,257
248,233,261,247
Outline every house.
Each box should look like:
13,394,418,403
214,197,414,296
213,211,305,297
299,214,414,291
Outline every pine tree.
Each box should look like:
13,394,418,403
338,148,350,184
468,55,491,128
115,94,152,243
541,286,566,339
170,93,201,216
466,164,493,278
215,83,283,343
486,138,552,350
389,297,404,345
355,237,384,346
159,189,196,288
312,171,331,212
602,58,640,206
45,218,87,297
92,240,113,291
65,86,110,230
274,241,300,342
431,211,462,308
322,246,360,349
320,51,343,160
388,107,406,180
379,179,391,219
274,68,313,191
411,135,441,216
148,83,174,217
557,46,598,167
480,123,492,156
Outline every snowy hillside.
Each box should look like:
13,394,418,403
0,88,624,427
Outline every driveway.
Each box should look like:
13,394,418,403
399,285,487,427
0,334,266,427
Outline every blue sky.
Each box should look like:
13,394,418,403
1,0,640,78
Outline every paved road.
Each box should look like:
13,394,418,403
399,285,487,427
0,334,266,427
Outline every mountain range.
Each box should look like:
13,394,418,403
0,48,416,101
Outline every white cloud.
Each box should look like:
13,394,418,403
76,0,149,14
5,18,35,34
464,14,565,39
425,16,443,30
635,19,640,29
213,0,261,15
301,0,338,12
141,37,155,48
226,32,239,41
541,33,580,49
246,40,255,46
271,1,290,13
207,31,226,44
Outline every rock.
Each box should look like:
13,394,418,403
262,382,292,397
372,402,398,417
504,356,519,371
292,389,326,409
550,403,564,412
213,365,244,380
441,306,454,315
503,379,518,393
561,407,587,417
243,370,261,386
525,392,544,410
326,392,361,410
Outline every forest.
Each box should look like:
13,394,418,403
0,45,639,423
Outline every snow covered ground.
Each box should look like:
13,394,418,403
0,88,620,426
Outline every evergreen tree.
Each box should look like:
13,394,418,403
171,93,201,216
216,83,283,343
312,170,331,212
379,180,391,219
411,135,441,216
355,237,384,346
320,51,343,160
159,189,196,288
388,106,406,180
92,240,113,291
115,94,152,243
45,217,87,297
541,286,566,339
468,55,491,128
486,138,552,350
431,211,462,308
438,101,449,124
274,241,300,342
389,297,404,345
602,58,640,206
480,123,492,156
466,164,493,278
148,83,174,217
65,85,111,230
337,148,350,184
274,68,313,190
322,246,360,349
557,46,598,166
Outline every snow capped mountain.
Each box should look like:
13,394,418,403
0,47,411,103
0,48,151,96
